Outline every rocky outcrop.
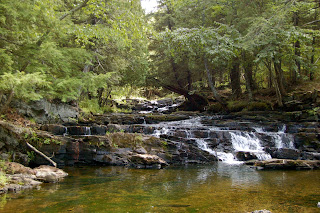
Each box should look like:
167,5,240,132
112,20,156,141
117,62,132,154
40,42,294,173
254,159,320,170
11,98,78,124
0,162,67,195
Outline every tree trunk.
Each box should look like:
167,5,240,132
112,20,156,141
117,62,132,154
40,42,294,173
0,90,15,114
149,78,208,111
292,11,300,84
204,58,227,108
310,36,315,81
263,59,273,89
271,71,283,108
230,58,242,99
273,58,286,96
242,52,256,101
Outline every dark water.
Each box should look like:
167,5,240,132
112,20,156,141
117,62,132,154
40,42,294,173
1,163,320,213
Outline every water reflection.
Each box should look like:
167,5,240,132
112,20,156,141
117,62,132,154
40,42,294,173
1,164,320,213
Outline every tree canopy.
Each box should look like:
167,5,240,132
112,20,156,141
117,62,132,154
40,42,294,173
0,0,319,113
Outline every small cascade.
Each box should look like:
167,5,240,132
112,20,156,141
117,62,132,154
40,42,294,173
230,132,272,161
254,125,295,149
63,127,68,136
148,116,296,164
85,127,91,136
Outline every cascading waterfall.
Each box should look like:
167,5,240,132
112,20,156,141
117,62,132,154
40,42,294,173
254,125,295,149
230,132,272,161
150,117,295,164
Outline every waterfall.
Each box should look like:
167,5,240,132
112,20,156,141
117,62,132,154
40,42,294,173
230,132,272,161
149,117,294,164
63,127,68,136
85,127,91,136
254,125,295,149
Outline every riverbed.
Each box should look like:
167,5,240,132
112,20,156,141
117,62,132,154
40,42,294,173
1,163,319,212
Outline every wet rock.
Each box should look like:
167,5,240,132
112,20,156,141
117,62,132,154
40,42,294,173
128,125,155,134
301,152,320,160
254,159,320,170
40,124,66,135
91,125,107,135
130,154,168,169
134,147,148,154
34,165,68,183
67,126,91,135
192,130,209,138
106,124,125,133
317,202,320,208
269,148,301,160
235,151,257,161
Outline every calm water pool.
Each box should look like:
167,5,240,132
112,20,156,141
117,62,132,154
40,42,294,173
1,163,320,213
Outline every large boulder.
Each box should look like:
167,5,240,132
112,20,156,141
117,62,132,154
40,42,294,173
4,162,35,175
130,154,169,169
269,148,301,160
34,165,68,183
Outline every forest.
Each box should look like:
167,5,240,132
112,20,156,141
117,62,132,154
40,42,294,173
0,0,320,113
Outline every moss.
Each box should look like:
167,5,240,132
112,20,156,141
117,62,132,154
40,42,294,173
107,132,145,148
246,101,271,111
0,171,8,188
207,103,224,113
227,101,247,112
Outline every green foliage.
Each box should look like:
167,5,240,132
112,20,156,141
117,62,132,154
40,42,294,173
24,131,61,146
0,160,7,188
0,0,149,109
0,171,7,188
27,151,35,162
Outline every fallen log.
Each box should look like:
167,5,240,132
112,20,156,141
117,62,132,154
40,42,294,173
26,142,57,167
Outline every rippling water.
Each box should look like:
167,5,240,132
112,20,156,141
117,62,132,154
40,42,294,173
1,163,320,212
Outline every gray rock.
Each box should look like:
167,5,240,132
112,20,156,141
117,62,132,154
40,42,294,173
270,148,301,160
12,98,78,124
40,124,67,135
251,210,272,213
130,154,168,169
34,165,68,183
134,147,148,154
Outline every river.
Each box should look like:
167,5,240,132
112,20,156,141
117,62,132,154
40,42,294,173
1,163,319,213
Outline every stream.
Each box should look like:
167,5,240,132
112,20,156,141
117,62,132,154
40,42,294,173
1,110,320,212
1,164,320,212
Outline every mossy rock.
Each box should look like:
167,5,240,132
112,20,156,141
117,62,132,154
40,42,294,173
207,103,224,113
246,101,272,111
227,101,247,112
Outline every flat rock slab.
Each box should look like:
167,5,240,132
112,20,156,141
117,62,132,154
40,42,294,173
1,162,68,195
130,154,169,169
254,159,320,170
